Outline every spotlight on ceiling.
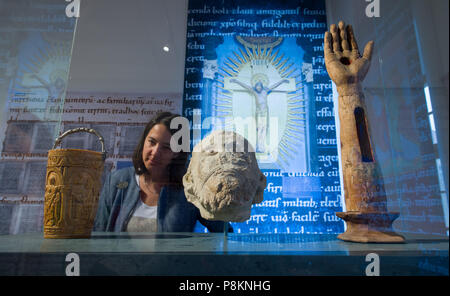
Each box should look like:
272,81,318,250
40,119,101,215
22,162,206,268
163,46,170,52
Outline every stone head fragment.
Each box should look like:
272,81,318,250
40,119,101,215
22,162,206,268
183,130,266,222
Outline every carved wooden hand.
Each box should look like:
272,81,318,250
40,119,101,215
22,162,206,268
324,21,374,92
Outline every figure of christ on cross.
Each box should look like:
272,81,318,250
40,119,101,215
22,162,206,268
230,77,289,153
19,72,67,120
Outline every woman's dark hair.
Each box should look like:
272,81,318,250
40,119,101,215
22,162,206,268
132,112,188,186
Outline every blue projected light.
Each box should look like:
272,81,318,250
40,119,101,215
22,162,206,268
184,0,344,234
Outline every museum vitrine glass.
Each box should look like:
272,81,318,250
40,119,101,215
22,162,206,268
0,0,448,276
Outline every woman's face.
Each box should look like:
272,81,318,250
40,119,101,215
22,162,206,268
142,124,176,172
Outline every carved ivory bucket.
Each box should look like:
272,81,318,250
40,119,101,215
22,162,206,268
44,128,106,238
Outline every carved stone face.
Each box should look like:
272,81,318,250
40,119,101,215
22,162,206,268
183,131,266,222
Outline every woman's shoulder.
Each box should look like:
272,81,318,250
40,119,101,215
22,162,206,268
107,166,136,185
163,183,190,205
165,182,184,192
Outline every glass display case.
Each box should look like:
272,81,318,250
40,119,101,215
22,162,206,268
0,0,448,278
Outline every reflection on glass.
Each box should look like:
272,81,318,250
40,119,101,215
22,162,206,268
0,0,76,234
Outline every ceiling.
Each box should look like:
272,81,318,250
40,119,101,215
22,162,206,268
67,0,188,94
66,0,449,94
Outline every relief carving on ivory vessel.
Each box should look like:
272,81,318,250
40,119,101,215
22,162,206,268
44,128,105,238
183,130,266,222
324,21,404,242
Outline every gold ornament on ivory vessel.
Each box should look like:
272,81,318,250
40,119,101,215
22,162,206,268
44,128,106,239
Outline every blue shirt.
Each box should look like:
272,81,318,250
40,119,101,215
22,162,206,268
93,166,232,233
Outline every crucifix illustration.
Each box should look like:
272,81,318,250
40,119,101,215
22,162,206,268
20,70,67,120
229,76,290,153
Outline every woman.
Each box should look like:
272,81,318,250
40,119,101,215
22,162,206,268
94,112,232,232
